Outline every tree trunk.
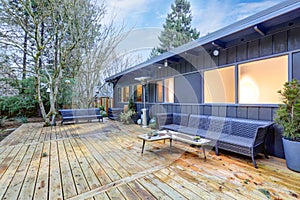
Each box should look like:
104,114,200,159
21,31,27,93
35,62,49,125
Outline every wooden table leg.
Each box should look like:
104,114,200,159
169,138,172,153
141,140,146,154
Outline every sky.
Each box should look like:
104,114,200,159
104,0,284,60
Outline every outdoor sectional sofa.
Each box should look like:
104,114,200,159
156,113,274,168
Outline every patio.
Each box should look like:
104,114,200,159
0,119,299,199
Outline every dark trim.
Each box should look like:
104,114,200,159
235,64,239,104
134,102,279,108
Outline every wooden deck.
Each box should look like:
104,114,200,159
0,119,299,200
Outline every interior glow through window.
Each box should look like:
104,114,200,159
204,66,235,103
238,55,288,104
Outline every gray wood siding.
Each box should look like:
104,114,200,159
260,35,273,57
273,31,287,54
113,28,300,115
113,26,300,159
248,40,260,59
237,43,248,62
227,46,237,64
288,26,300,50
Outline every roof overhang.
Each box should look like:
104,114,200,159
106,0,300,83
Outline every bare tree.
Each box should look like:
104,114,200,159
72,19,127,108
0,0,107,125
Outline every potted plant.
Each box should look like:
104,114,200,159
99,105,107,117
275,79,300,172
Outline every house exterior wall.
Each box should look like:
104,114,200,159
113,25,300,158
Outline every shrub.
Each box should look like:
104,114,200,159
128,97,136,112
15,116,28,123
0,95,36,117
0,116,7,127
120,110,136,124
275,79,300,141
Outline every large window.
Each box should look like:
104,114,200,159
204,66,235,103
135,85,142,102
164,78,174,103
121,86,130,102
238,55,288,104
156,81,163,102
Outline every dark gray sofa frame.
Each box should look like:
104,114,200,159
156,113,274,168
59,108,103,124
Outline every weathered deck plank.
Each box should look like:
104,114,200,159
49,141,63,200
153,170,205,200
159,168,216,199
38,127,47,142
69,138,101,190
2,144,36,200
127,181,156,200
137,177,172,200
0,145,29,198
64,137,90,195
32,141,50,199
18,142,43,199
0,120,299,200
0,145,23,180
73,137,119,199
0,145,14,167
57,138,77,199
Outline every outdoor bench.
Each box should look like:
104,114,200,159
156,113,274,168
59,108,103,124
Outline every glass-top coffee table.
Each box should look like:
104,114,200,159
138,130,211,159
168,130,211,159
137,130,172,154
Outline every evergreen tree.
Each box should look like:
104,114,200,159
150,0,200,58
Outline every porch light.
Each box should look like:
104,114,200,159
213,49,220,56
164,59,168,67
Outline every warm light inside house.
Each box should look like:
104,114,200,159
156,80,163,102
121,86,130,102
164,78,174,103
238,55,288,104
239,76,259,103
136,85,142,102
204,66,235,103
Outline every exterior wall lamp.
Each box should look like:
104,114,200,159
213,49,220,56
164,59,168,67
